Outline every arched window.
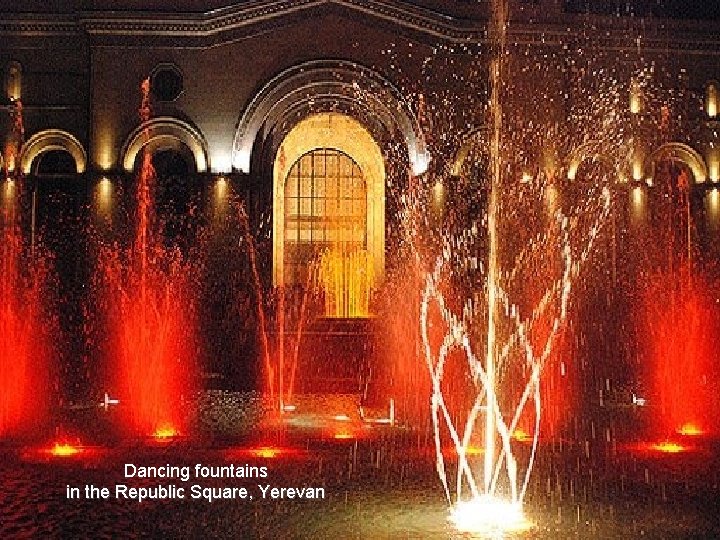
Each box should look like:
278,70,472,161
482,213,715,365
21,130,87,175
273,113,385,318
284,149,367,287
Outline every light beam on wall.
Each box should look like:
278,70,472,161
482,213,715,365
707,82,718,118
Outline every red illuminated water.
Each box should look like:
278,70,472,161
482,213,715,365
0,101,54,439
235,201,316,411
96,80,197,437
641,266,720,438
638,161,720,438
516,318,573,441
0,220,54,438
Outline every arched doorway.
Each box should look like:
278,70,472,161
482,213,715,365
283,148,368,317
273,113,385,318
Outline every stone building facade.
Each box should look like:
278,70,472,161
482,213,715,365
1,0,719,398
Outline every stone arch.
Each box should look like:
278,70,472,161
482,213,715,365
121,117,209,173
232,59,429,176
450,128,486,177
566,142,617,181
645,142,708,183
273,112,385,288
20,129,87,174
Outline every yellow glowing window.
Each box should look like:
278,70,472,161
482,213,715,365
284,149,367,287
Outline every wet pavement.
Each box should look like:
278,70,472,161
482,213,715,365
1,417,720,539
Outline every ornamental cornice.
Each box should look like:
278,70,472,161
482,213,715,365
0,0,719,53
0,15,77,36
74,0,483,42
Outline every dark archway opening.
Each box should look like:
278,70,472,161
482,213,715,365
134,147,202,256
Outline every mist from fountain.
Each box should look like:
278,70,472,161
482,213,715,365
639,164,720,438
641,265,720,439
94,79,199,438
385,0,616,533
0,100,55,439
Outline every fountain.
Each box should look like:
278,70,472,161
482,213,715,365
0,191,54,439
393,0,614,533
0,100,55,440
94,79,199,439
0,101,55,438
639,162,720,439
641,266,720,439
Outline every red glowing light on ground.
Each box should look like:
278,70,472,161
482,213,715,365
249,446,281,459
153,426,179,440
21,440,107,463
49,443,81,457
651,442,686,454
225,445,302,461
677,423,704,437
629,441,693,456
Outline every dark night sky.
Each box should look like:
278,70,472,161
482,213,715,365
0,1,718,20
565,0,720,18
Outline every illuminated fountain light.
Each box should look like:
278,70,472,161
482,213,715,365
677,423,704,437
225,445,304,461
511,428,533,443
49,442,82,457
449,495,532,535
153,425,180,441
20,440,109,463
651,442,686,454
627,440,696,457
420,184,609,517
249,447,281,459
